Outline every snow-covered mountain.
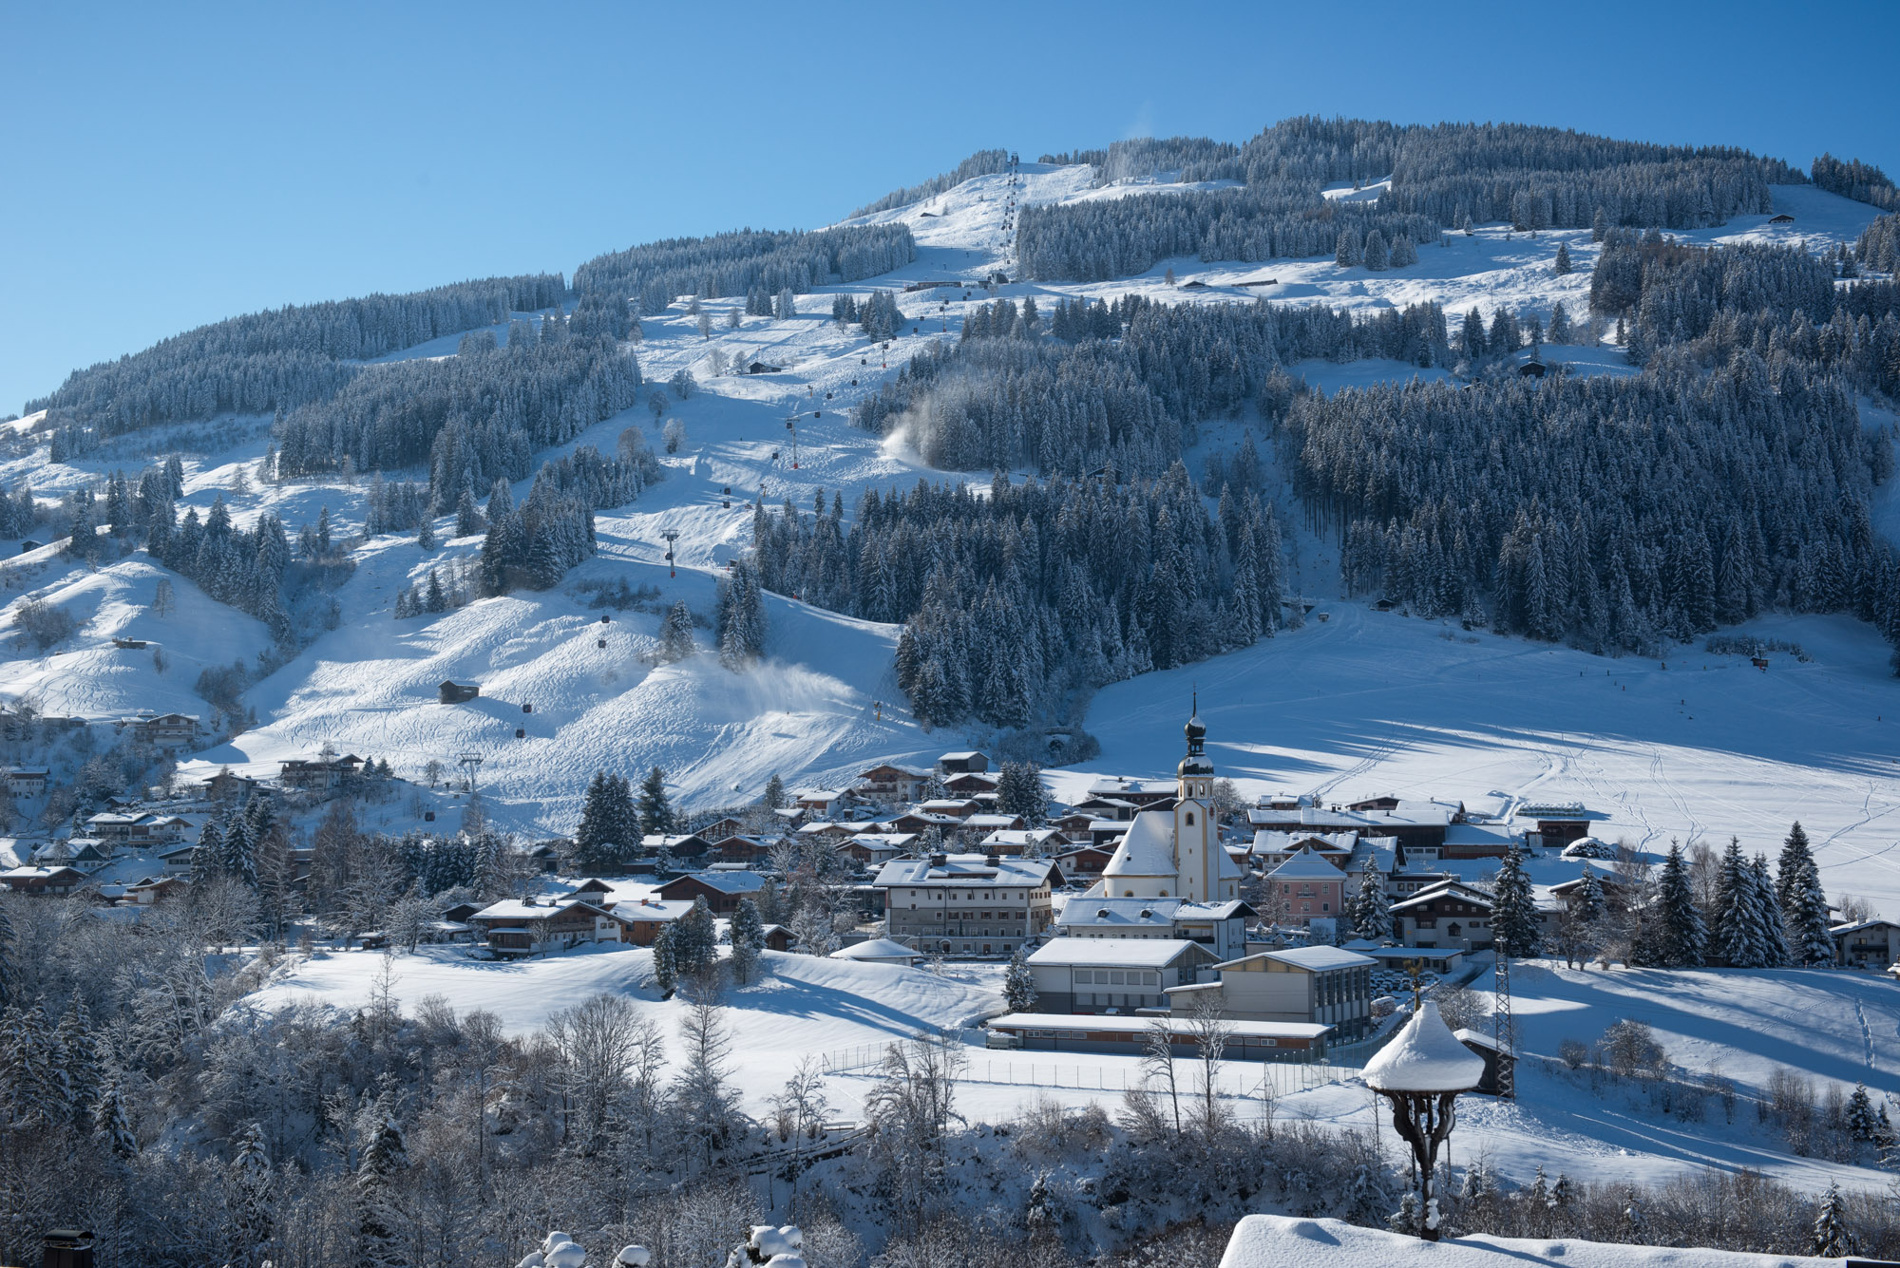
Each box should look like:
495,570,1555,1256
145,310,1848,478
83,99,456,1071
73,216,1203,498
6,131,1900,908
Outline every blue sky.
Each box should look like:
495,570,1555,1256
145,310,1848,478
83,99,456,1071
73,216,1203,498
5,0,1897,415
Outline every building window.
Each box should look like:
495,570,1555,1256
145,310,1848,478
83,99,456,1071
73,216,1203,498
1186,812,1195,826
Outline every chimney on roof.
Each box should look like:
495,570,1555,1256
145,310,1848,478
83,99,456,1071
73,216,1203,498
985,850,1000,866
929,853,946,868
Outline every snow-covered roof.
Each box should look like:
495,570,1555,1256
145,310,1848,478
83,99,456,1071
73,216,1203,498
1267,848,1348,880
1102,812,1177,878
664,871,767,894
1218,1216,1835,1268
1255,945,1375,971
610,899,695,922
830,938,920,961
1028,936,1209,968
873,854,1057,888
1059,897,1182,929
1390,881,1493,912
1251,829,1356,854
1830,917,1900,936
1363,1000,1485,1092
1453,1027,1503,1052
473,899,590,921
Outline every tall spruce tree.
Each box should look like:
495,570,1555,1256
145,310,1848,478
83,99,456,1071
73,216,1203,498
1713,837,1764,967
1351,861,1392,941
1655,840,1707,966
1750,853,1788,967
1491,843,1542,956
638,766,675,837
1004,946,1039,1011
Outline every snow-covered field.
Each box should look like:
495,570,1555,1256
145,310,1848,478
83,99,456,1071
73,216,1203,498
245,945,1000,1115
236,939,1900,1195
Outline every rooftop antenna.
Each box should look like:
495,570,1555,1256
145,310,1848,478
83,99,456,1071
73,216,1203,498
660,528,680,578
457,750,484,790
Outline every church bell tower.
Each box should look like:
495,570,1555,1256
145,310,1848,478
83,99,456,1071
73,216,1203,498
1174,695,1218,900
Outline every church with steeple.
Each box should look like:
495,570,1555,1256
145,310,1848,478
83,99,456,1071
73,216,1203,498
1087,702,1243,903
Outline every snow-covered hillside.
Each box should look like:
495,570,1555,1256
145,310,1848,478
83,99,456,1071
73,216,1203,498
3,157,1894,875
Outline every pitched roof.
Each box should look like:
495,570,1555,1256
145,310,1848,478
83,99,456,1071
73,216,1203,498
662,871,768,894
1028,936,1211,968
1101,812,1176,878
873,854,1057,887
1268,848,1348,880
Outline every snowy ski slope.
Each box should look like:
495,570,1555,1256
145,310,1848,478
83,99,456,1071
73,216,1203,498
2,160,1896,890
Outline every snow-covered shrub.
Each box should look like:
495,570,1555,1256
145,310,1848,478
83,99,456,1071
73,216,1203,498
13,597,75,650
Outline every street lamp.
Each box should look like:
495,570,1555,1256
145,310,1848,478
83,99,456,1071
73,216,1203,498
1363,993,1485,1241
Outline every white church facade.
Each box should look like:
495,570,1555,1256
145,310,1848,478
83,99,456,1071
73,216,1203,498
1088,707,1243,904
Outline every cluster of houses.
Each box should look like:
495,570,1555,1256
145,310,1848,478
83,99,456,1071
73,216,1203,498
6,710,1899,1057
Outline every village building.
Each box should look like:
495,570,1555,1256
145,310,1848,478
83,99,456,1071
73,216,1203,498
609,898,696,946
694,816,749,843
1831,918,1900,969
1026,936,1218,1014
1265,847,1350,925
641,833,712,860
124,875,188,906
655,870,772,916
979,827,1064,857
1391,881,1496,950
840,833,916,867
0,865,88,895
202,769,266,801
33,838,112,873
937,750,990,774
709,834,775,864
1054,843,1115,881
884,809,962,835
1055,896,1254,961
159,842,199,873
1087,709,1243,905
1513,802,1608,850
3,767,50,797
875,852,1061,956
469,896,620,956
1163,944,1376,1041
279,753,365,792
1083,777,1176,810
792,788,853,815
942,770,1000,797
855,763,933,803
119,712,203,746
1249,829,1358,870
1454,1028,1515,1095
986,1012,1333,1061
1247,797,1467,852
961,812,1026,838
85,811,191,849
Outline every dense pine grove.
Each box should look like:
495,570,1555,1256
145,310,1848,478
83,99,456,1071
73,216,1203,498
751,468,1285,729
1020,117,1798,281
28,274,567,436
855,294,1449,476
571,224,915,315
1811,152,1900,212
273,321,644,501
1305,365,1891,654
